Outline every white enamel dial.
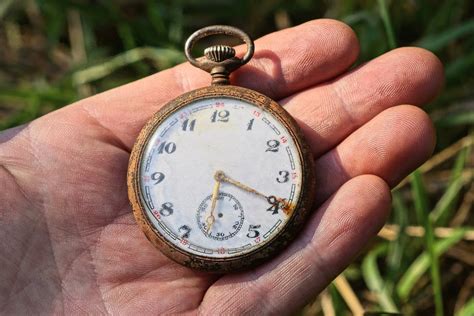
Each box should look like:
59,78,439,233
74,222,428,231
139,97,303,258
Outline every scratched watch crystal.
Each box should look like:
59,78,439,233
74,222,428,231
128,26,316,272
140,97,303,258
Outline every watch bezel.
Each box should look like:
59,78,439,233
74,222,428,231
127,85,316,273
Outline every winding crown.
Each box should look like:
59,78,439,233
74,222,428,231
204,45,236,62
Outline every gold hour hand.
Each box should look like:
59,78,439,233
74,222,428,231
215,170,292,215
205,176,221,232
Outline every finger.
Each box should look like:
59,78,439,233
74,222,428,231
77,19,359,149
314,105,435,204
284,47,443,156
199,175,391,315
233,19,359,98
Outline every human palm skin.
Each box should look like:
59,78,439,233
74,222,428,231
0,20,443,314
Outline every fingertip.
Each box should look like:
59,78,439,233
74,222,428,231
304,19,360,61
335,174,392,228
235,19,360,98
354,174,392,215
387,104,436,163
296,19,360,78
387,47,445,104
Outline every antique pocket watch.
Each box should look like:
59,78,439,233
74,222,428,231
128,25,316,272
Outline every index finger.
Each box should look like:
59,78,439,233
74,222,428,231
77,19,359,150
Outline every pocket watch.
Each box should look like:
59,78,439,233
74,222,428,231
128,25,316,273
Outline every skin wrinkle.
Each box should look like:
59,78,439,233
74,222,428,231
1,215,40,310
262,251,318,313
26,125,66,314
80,104,131,154
27,120,110,313
173,63,203,94
95,217,216,314
330,81,358,138
2,211,63,310
0,165,32,209
61,214,108,314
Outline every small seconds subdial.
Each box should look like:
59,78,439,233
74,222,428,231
197,192,244,241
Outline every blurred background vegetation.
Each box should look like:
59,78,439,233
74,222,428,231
0,0,472,315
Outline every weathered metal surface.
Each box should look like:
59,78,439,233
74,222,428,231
127,85,316,273
184,25,254,85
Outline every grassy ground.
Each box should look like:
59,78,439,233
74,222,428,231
1,1,473,315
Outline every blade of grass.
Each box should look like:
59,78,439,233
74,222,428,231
445,51,474,83
0,0,14,20
380,225,474,241
0,94,41,129
72,47,184,85
417,19,474,52
410,170,443,316
435,110,474,127
431,147,471,225
395,135,474,188
321,289,336,316
396,227,466,301
386,190,410,290
328,282,348,315
362,244,399,313
333,274,365,315
377,0,396,49
456,298,474,316
0,87,76,104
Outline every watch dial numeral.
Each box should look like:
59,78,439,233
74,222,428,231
211,110,230,122
182,119,196,131
151,172,165,184
247,118,254,130
276,170,290,183
178,225,191,239
159,202,174,216
266,196,287,215
246,224,261,238
266,139,280,152
266,196,280,214
157,142,176,154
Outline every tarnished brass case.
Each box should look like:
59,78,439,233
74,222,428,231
127,85,316,273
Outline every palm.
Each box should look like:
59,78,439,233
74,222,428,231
0,19,442,314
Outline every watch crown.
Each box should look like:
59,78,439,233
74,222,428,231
204,45,236,62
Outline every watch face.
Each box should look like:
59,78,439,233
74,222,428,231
136,96,304,259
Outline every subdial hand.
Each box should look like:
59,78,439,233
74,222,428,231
205,175,221,233
215,170,292,215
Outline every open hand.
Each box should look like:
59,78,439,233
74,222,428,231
0,19,443,314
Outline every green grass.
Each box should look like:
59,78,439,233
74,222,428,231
1,1,473,315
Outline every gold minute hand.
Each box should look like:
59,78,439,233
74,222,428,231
215,170,266,199
215,170,292,215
